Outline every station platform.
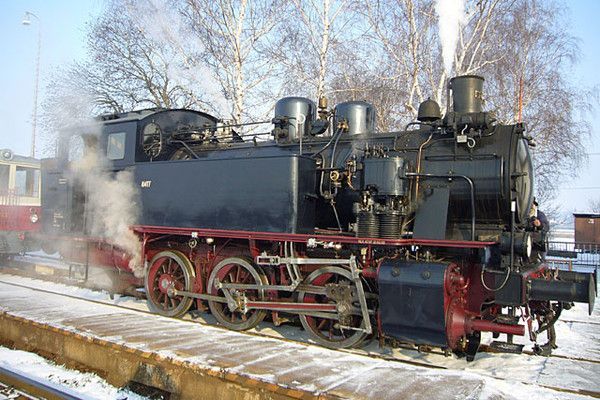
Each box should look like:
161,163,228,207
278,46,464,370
0,280,564,399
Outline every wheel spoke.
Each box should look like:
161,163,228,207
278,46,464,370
227,270,235,283
173,273,184,281
146,251,195,318
241,272,251,283
317,318,327,330
207,258,267,331
298,267,369,349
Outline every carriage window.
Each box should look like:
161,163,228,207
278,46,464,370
15,167,40,197
0,165,9,194
107,132,126,160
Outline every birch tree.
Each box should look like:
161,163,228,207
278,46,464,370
356,0,437,128
184,0,284,125
277,0,358,101
360,0,508,117
356,0,593,202
471,0,594,201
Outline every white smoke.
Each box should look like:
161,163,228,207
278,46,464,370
435,0,466,75
70,150,143,277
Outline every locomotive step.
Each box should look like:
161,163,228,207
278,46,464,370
489,341,525,354
493,315,521,325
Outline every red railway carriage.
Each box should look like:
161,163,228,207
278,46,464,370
0,149,41,258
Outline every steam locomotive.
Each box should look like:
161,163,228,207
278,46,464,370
40,75,596,359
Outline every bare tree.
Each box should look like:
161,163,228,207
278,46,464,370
39,0,595,198
184,0,284,125
471,0,595,200
357,0,594,201
83,1,199,111
359,0,437,123
589,198,600,214
276,0,359,101
41,0,221,155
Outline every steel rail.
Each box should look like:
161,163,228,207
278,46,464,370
2,261,597,354
1,267,600,399
0,365,90,400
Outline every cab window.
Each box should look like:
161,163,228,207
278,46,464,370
107,132,126,160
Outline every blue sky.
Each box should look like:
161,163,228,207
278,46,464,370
0,0,102,155
556,0,600,215
0,0,598,215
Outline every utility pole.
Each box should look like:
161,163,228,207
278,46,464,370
22,11,41,158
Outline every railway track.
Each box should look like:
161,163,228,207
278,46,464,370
3,256,599,366
560,319,600,326
0,365,85,400
2,256,142,298
0,272,598,399
0,276,446,372
479,343,600,365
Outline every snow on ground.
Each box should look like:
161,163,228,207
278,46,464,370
0,272,147,311
0,271,598,398
0,346,146,400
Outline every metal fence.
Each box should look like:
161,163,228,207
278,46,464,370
546,241,600,272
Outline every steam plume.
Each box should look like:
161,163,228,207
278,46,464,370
70,148,143,277
435,0,466,75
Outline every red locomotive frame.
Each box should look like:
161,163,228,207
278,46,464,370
128,225,530,350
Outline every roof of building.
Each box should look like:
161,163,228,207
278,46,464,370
573,212,600,218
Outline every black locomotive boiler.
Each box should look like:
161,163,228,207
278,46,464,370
41,75,595,359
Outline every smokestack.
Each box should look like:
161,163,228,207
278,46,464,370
450,75,484,114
